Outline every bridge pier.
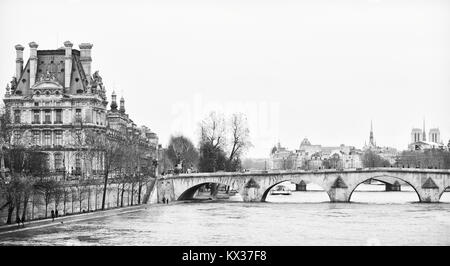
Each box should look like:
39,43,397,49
241,187,264,202
385,181,401,191
419,178,441,203
419,189,441,203
327,188,350,202
296,181,307,191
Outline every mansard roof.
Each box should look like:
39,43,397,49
13,49,88,96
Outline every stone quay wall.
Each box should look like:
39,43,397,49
0,178,156,225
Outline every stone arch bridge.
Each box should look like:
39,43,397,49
156,168,450,203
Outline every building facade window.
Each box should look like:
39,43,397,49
14,110,21,123
13,131,22,143
33,110,40,124
74,129,82,143
54,130,63,146
44,109,51,124
32,130,40,145
54,153,63,170
55,109,62,124
98,153,104,172
43,130,52,146
75,153,82,174
45,154,50,170
75,109,82,122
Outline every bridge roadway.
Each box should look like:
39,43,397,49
155,168,450,203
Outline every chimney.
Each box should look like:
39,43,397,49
29,42,38,87
15,44,24,80
79,43,93,76
120,96,125,113
64,41,73,89
111,91,118,111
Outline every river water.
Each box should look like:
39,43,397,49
1,183,449,246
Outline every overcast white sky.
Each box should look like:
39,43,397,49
1,0,449,158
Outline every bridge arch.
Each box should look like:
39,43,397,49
177,182,238,201
438,185,450,201
261,179,330,202
348,175,422,202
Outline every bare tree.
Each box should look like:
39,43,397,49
62,186,70,215
99,134,127,210
77,182,89,212
2,139,49,223
120,176,127,207
166,135,199,173
34,178,58,218
227,113,252,170
199,111,226,149
53,184,64,213
198,112,252,173
70,187,78,214
30,191,42,220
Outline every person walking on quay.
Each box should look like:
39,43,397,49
21,218,25,227
16,217,21,228
51,210,55,222
55,209,59,218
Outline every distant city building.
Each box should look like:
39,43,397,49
269,142,296,170
408,120,446,151
295,138,362,170
269,138,362,170
269,120,449,170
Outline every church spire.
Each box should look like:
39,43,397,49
369,120,375,146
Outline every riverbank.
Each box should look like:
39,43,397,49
0,203,149,236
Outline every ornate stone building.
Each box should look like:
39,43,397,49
408,120,446,151
3,41,159,180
